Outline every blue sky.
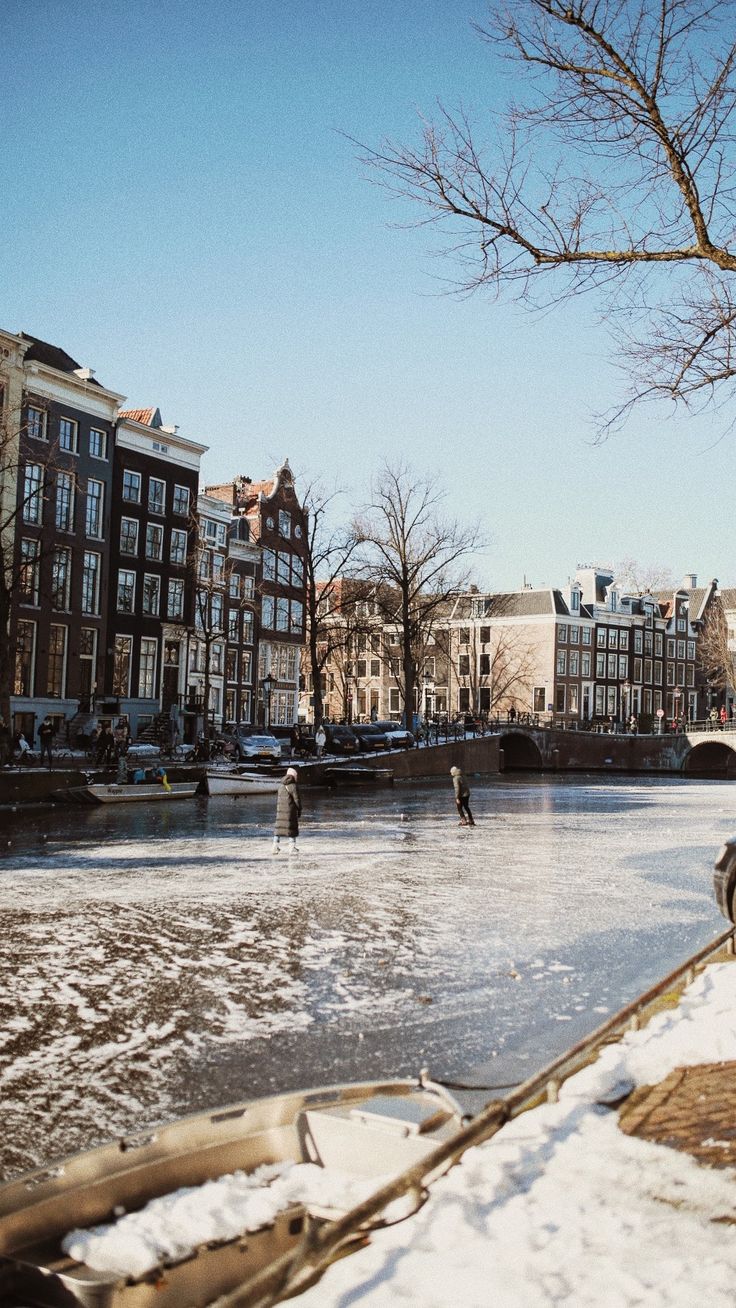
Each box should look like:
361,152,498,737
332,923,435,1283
2,0,730,590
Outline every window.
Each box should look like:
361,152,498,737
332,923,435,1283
19,539,40,604
138,637,158,699
479,652,490,676
644,631,653,655
618,655,628,679
120,517,139,555
667,638,675,657
634,630,643,654
655,661,663,685
145,523,164,561
148,478,165,514
533,687,546,712
644,659,652,683
277,552,290,585
229,573,242,600
47,624,67,697
582,628,592,645
582,652,591,677
687,640,695,660
51,547,71,609
620,631,629,651
122,470,141,503
23,463,44,524
211,592,223,631
570,625,579,644
170,528,187,566
14,620,35,695
117,569,136,613
677,617,687,633
27,406,46,440
290,600,303,633
596,653,605,678
226,648,237,682
357,658,367,679
570,590,580,612
634,658,643,682
55,471,75,531
59,417,78,453
228,609,239,640
459,654,470,676
655,633,663,657
203,517,227,546
198,549,211,581
241,650,252,683
212,553,225,584
557,650,567,675
263,549,276,581
242,610,254,644
276,597,289,631
89,428,107,459
677,639,686,659
211,643,224,675
262,596,274,628
167,578,184,620
82,552,100,615
608,629,618,648
291,555,303,586
279,509,291,537
677,663,685,686
558,624,568,642
569,684,579,713
555,685,566,712
173,484,190,516
667,662,675,685
142,574,160,617
389,688,400,713
569,650,579,676
459,627,470,645
370,658,380,677
85,479,104,538
597,629,606,647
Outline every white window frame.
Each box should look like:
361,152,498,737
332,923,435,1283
142,573,161,617
172,484,190,516
120,517,139,555
117,569,136,613
122,470,141,503
138,637,158,699
59,416,78,453
170,528,187,565
82,551,101,615
148,477,166,515
167,578,185,621
85,479,105,539
89,428,108,459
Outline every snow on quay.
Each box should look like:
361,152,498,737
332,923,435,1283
293,960,736,1308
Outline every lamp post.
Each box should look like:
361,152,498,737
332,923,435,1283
623,678,631,729
262,672,275,732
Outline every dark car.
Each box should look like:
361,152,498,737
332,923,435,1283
714,837,736,922
351,723,392,752
374,721,415,749
323,724,360,755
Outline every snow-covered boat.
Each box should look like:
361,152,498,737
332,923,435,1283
204,769,281,796
0,1076,462,1308
55,782,199,804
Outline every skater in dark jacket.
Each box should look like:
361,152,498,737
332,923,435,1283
273,767,302,855
450,766,475,826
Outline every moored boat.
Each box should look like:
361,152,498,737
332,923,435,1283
53,782,199,805
0,1076,462,1308
203,769,281,797
323,766,394,787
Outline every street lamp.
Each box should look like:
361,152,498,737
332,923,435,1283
673,686,682,730
262,673,275,731
623,679,631,726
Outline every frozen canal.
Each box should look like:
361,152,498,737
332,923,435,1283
0,774,730,1180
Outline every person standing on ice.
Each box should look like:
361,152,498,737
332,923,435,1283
272,767,302,855
450,766,475,826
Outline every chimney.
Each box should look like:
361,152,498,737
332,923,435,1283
73,367,95,381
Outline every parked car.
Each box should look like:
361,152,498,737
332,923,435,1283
351,723,392,752
323,723,361,755
220,725,282,762
375,721,415,749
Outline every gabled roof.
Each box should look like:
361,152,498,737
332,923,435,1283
118,407,162,428
20,332,102,386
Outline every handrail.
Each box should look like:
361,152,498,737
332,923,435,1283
211,924,736,1308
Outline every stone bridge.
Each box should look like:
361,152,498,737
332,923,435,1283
383,726,736,780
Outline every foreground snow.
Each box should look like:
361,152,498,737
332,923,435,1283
295,961,736,1308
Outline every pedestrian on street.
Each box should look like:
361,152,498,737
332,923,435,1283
720,706,728,729
450,765,475,826
272,767,302,856
38,716,55,769
315,724,327,758
14,732,32,766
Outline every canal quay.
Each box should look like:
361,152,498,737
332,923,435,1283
0,768,730,1182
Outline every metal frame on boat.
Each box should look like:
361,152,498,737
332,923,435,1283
0,1077,463,1308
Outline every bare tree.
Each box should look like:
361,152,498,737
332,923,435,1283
359,1,736,429
296,482,359,726
697,597,736,697
614,556,676,594
439,597,542,717
353,462,480,727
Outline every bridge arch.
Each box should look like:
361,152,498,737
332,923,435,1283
499,732,544,770
682,740,736,777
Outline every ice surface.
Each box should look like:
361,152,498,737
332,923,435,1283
0,775,727,1178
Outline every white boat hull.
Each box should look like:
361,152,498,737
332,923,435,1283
75,782,198,804
204,770,281,796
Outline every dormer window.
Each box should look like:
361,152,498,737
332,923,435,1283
570,589,580,612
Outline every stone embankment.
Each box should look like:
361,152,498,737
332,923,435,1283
1,725,732,806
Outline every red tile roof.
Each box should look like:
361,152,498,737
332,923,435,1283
119,407,160,427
